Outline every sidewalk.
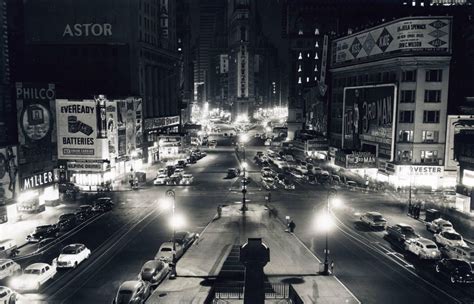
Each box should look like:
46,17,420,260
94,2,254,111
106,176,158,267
147,204,360,304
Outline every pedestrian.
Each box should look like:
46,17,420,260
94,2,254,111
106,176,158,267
267,192,272,203
408,202,413,216
330,260,335,274
217,205,222,218
414,203,420,219
288,220,296,233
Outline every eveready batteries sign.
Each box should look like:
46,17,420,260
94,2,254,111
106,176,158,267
332,17,451,66
56,99,108,160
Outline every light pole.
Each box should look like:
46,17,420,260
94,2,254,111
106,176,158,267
166,189,177,279
322,188,338,275
240,134,249,212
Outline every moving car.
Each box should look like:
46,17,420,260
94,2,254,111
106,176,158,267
155,242,184,263
280,179,295,190
0,240,18,259
92,197,114,212
154,174,169,186
427,218,454,233
167,174,182,185
435,259,474,284
176,160,187,169
360,212,387,229
112,280,151,304
54,243,91,269
0,259,20,280
289,169,305,180
226,168,239,178
139,260,169,285
26,225,60,243
57,213,77,231
0,286,18,303
75,205,93,220
11,263,57,291
386,223,419,242
405,238,441,260
261,176,276,190
440,245,474,264
157,168,167,175
261,167,273,177
174,231,198,249
435,230,467,248
180,174,194,185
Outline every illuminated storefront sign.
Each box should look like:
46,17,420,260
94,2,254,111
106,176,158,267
63,23,112,37
144,116,180,131
397,165,444,176
21,170,57,191
342,84,397,160
67,161,105,172
462,169,474,187
335,151,377,169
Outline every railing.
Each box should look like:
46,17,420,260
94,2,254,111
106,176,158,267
206,282,292,301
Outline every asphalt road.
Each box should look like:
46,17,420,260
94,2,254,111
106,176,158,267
7,134,474,303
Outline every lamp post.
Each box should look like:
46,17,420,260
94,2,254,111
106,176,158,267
240,134,249,212
166,189,177,279
322,188,338,275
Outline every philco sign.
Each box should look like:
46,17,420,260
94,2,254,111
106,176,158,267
21,170,57,191
63,23,112,37
16,85,55,101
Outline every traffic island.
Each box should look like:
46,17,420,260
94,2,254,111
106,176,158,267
147,204,360,303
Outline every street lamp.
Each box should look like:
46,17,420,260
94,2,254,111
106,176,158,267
164,189,178,279
239,134,249,212
320,188,339,275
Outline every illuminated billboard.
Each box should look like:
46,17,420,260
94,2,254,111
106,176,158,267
342,84,397,160
332,17,452,66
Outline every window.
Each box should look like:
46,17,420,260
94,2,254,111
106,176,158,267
398,130,413,142
421,150,438,163
424,90,441,103
402,70,417,82
399,111,414,123
426,69,442,82
423,111,440,123
422,130,439,143
400,90,416,103
398,150,412,162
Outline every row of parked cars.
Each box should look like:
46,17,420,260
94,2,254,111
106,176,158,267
153,151,206,186
112,231,198,304
359,211,474,284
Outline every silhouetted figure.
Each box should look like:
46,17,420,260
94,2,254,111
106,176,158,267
288,220,296,233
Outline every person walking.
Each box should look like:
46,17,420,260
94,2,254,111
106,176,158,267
330,260,335,274
288,220,296,233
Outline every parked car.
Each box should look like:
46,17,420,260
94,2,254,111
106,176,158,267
139,260,169,285
180,174,194,185
57,215,77,231
289,169,305,180
112,280,151,304
26,225,60,243
435,259,474,284
0,286,18,303
360,212,387,229
157,168,167,175
11,263,57,291
386,223,419,242
54,243,91,269
440,245,474,264
405,238,441,260
0,240,18,259
58,182,80,194
167,174,182,185
36,238,58,253
295,163,308,174
209,140,217,148
435,230,467,248
427,218,455,233
280,179,295,190
0,259,21,280
75,205,93,221
174,231,198,249
92,197,114,212
176,159,187,169
331,175,342,184
155,242,184,263
154,174,170,186
261,176,277,190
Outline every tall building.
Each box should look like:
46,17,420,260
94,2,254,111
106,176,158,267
329,16,453,190
21,0,180,163
0,0,14,145
177,0,193,123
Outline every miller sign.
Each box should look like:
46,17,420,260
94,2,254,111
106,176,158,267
63,24,112,37
343,84,397,160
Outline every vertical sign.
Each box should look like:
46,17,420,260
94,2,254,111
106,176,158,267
106,101,118,160
135,98,143,149
0,146,19,201
15,83,56,164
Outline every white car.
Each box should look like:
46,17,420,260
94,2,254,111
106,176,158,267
406,238,441,260
154,174,169,185
295,164,308,174
11,263,57,291
289,169,305,179
174,168,184,175
261,167,272,176
0,286,18,303
360,212,387,229
54,244,91,269
154,242,184,263
0,259,21,280
157,168,167,175
435,231,467,248
426,218,454,233
180,174,194,185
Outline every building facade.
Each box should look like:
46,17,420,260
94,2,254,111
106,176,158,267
329,16,453,189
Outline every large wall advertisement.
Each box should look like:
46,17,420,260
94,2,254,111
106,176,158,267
56,99,108,160
24,0,132,44
106,101,118,159
0,146,19,201
16,83,57,164
342,84,397,160
332,17,451,66
116,98,139,157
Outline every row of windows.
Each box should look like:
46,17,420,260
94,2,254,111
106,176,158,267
397,150,440,164
333,72,397,87
398,130,439,143
401,69,443,82
400,90,442,103
399,110,440,123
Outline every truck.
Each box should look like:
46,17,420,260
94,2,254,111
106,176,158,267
17,191,45,214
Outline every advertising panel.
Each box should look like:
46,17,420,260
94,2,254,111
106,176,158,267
335,151,376,169
397,165,444,176
16,83,56,164
116,98,138,157
144,116,180,131
106,101,118,159
0,147,19,201
56,99,108,160
445,116,474,171
462,169,474,188
135,98,143,148
21,170,58,192
342,84,397,160
332,17,451,66
24,0,131,44
67,161,105,172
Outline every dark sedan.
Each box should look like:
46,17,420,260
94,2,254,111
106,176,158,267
435,259,474,284
26,225,60,243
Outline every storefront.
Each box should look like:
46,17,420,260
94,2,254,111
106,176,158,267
17,169,59,214
144,116,180,164
67,161,112,191
384,165,445,190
